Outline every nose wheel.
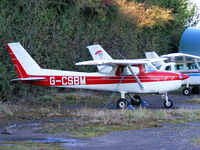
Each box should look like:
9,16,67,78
182,87,191,96
162,93,173,108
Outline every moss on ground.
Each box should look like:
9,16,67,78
0,141,64,150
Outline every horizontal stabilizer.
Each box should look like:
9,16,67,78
10,77,46,82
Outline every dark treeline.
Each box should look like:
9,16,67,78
0,0,197,102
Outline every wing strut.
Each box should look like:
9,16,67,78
127,65,144,89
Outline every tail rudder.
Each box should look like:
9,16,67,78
6,42,42,78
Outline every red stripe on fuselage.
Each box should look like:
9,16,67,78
22,71,181,86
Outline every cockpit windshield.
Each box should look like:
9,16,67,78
143,63,157,73
122,63,157,75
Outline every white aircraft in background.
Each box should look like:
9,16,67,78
145,51,200,96
7,42,188,109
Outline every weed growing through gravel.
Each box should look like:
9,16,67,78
0,141,64,150
185,98,200,104
2,97,200,138
0,102,14,117
71,108,172,126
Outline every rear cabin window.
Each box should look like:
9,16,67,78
175,64,184,70
186,63,197,70
174,57,183,62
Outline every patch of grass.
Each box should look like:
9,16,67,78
0,141,64,150
169,109,200,121
166,120,186,124
34,91,104,108
39,108,169,138
70,108,172,126
69,125,144,138
191,138,200,144
185,98,200,104
0,102,14,116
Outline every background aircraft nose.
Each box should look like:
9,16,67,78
179,74,189,80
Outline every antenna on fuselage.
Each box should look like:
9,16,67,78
114,49,126,60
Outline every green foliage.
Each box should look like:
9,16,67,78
0,0,196,102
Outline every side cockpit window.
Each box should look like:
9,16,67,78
122,66,139,75
165,66,171,71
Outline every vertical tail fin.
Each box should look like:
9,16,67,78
6,42,42,78
87,45,113,73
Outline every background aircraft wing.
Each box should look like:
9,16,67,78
161,53,200,59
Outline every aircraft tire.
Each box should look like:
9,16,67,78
191,87,200,95
182,88,191,96
164,99,173,108
117,99,128,109
131,95,142,106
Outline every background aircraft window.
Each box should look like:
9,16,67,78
174,57,183,62
175,64,184,70
186,57,192,61
186,63,197,70
165,66,171,71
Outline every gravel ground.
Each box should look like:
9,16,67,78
1,94,200,150
66,121,200,150
65,94,200,150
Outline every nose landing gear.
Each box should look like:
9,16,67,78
162,93,173,108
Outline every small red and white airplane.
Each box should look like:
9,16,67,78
7,42,188,109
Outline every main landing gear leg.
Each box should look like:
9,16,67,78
116,92,129,109
162,93,173,108
128,94,142,106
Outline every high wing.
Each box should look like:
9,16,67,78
76,59,161,89
76,60,149,66
161,53,200,59
76,58,166,66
